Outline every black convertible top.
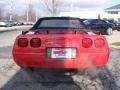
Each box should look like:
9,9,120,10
37,17,81,20
22,17,101,35
31,17,85,30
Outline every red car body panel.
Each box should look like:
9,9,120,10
12,31,109,69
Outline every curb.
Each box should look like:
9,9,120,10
0,26,32,33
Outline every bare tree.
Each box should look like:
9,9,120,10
20,3,36,22
3,12,10,20
13,14,20,20
28,3,36,22
98,14,101,20
0,9,3,19
0,6,5,20
42,0,60,16
19,11,27,22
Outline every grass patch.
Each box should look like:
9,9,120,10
0,25,32,32
111,42,120,46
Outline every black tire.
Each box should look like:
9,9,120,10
20,66,34,73
106,27,113,35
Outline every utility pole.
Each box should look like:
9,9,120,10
52,0,55,16
35,9,38,22
70,0,73,11
10,0,13,20
26,0,30,23
26,7,29,23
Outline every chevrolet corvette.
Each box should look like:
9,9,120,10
12,17,109,69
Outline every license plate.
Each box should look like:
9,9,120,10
49,48,76,59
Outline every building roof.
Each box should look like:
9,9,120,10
105,4,120,10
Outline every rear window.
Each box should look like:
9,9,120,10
32,18,85,30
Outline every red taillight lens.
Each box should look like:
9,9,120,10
18,38,28,47
95,38,105,48
82,38,93,48
30,38,41,48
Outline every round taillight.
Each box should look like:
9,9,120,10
95,38,105,48
18,38,28,47
30,38,41,48
82,38,93,48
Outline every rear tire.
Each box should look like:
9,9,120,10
106,27,113,35
20,66,34,72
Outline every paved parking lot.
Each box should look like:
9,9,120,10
0,30,120,90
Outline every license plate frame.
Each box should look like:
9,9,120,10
47,48,76,59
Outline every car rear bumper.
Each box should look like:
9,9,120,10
12,34,109,69
13,52,109,69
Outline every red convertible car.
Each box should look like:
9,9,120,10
12,17,109,69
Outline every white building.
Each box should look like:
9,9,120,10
59,11,107,19
105,4,120,21
59,4,120,21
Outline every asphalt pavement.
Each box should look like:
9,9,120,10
0,29,120,90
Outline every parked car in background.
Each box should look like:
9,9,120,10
106,19,120,27
23,22,35,25
16,21,24,25
116,26,120,31
4,20,24,26
82,19,114,35
0,20,13,27
4,20,15,26
12,17,109,71
0,20,24,26
106,19,120,31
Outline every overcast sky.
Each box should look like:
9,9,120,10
0,0,120,16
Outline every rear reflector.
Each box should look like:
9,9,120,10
18,38,28,47
30,38,41,48
82,38,93,48
95,38,105,48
